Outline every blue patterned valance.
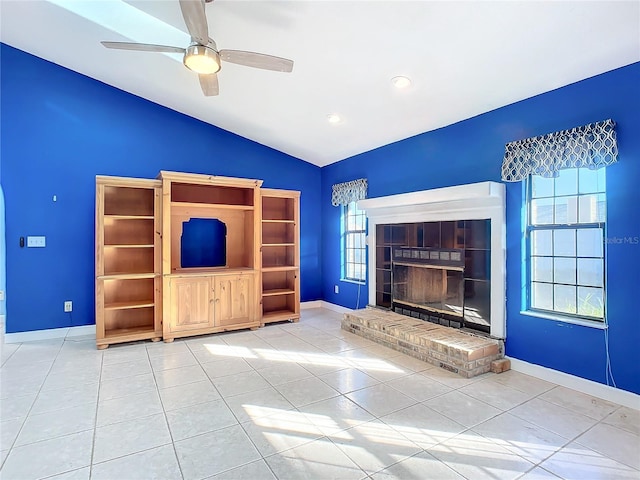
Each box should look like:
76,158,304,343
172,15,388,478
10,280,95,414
332,178,367,206
501,119,617,182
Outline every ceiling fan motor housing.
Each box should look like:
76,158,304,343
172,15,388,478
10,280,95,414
183,44,221,74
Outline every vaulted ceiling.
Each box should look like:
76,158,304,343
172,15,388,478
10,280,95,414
1,1,639,166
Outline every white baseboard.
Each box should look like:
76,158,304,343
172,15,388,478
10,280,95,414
508,357,640,410
319,301,353,314
5,324,96,344
301,300,322,309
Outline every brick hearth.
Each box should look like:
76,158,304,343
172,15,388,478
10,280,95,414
342,307,504,378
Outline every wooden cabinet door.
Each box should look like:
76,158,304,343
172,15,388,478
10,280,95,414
213,274,254,327
168,277,213,333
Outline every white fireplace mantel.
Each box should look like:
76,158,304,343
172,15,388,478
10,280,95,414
358,181,506,339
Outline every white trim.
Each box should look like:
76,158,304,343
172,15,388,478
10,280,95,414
301,300,322,309
520,310,608,330
508,357,640,410
4,324,96,344
358,181,506,339
319,301,353,314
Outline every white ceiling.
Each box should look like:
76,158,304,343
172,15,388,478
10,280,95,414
1,1,639,167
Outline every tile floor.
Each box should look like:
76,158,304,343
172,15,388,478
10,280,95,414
1,308,638,480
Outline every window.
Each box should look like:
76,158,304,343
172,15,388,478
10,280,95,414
527,168,606,321
343,201,366,282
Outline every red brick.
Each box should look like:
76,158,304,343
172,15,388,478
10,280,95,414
490,358,511,374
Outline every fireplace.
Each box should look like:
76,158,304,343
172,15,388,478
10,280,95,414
359,182,505,339
393,246,464,316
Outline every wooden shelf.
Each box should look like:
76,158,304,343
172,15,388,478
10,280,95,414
262,288,295,297
103,326,157,340
104,244,155,248
262,243,295,247
262,310,300,323
261,266,297,272
171,201,254,211
105,301,155,311
104,215,155,220
98,272,158,280
262,219,295,224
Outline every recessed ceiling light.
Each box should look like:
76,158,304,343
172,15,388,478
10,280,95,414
391,76,412,89
327,114,341,124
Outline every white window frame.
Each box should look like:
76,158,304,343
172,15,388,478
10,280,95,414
342,201,366,283
526,168,606,323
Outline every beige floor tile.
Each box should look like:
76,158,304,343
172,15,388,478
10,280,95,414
159,379,221,412
100,358,151,381
209,459,276,480
31,382,98,416
276,376,340,408
331,420,422,474
258,363,314,386
150,351,198,371
511,397,599,439
98,372,156,402
265,437,365,480
93,413,171,464
459,377,533,411
386,372,453,402
603,406,640,436
91,444,182,480
346,383,417,418
540,386,620,420
46,466,91,479
540,441,639,480
371,450,464,480
241,412,322,457
298,395,375,436
424,390,502,428
175,424,261,480
379,403,466,449
97,389,163,427
575,422,640,470
154,364,208,389
224,386,295,424
318,368,380,394
1,430,93,479
211,370,272,397
0,392,36,421
428,431,535,480
15,402,96,446
472,412,569,463
166,398,238,441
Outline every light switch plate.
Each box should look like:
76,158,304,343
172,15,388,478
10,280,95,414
27,236,46,247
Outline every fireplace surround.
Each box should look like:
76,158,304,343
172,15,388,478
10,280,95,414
358,182,506,339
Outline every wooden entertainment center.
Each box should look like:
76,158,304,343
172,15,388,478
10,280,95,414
95,171,300,349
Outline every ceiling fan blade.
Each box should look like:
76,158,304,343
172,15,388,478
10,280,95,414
199,73,219,96
219,50,294,73
101,41,185,54
179,0,209,46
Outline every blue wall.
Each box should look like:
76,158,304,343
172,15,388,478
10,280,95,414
1,44,322,334
3,42,639,395
322,63,640,395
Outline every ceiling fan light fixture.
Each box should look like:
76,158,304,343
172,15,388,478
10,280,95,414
391,76,412,89
183,45,220,74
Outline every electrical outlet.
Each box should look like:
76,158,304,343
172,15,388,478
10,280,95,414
0,290,4,301
334,285,339,294
27,236,46,248
64,301,72,312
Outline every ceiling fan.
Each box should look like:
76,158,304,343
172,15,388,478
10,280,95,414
101,0,294,96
